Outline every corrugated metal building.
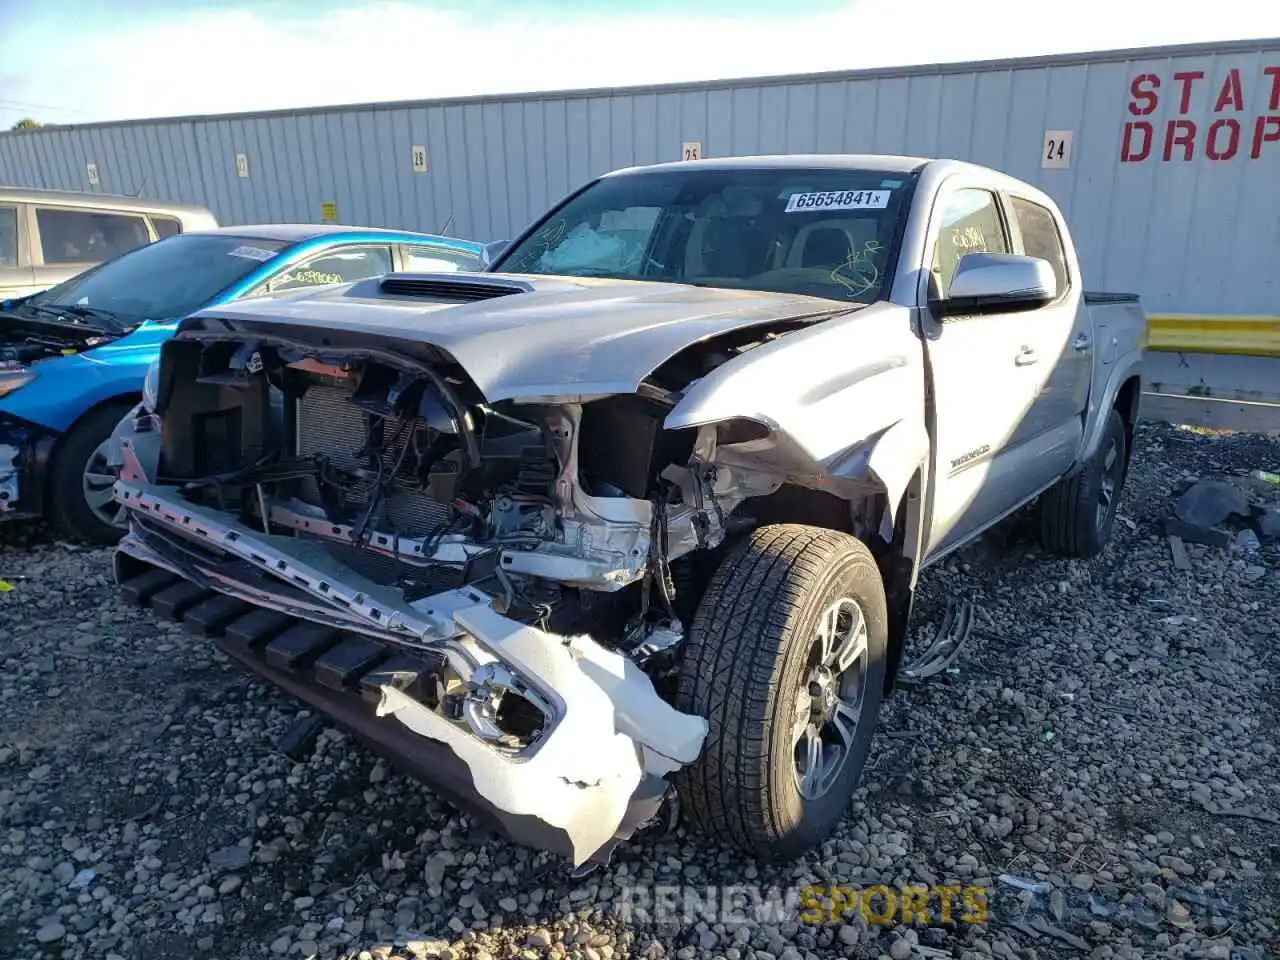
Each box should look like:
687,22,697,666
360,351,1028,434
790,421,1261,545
2,38,1278,317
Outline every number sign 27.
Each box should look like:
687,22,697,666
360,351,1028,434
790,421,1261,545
1042,130,1073,169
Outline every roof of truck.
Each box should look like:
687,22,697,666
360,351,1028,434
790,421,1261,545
606,154,932,177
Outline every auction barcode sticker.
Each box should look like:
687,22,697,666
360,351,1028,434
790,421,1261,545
228,245,278,262
785,190,890,213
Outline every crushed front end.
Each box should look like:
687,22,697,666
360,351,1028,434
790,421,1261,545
111,325,751,868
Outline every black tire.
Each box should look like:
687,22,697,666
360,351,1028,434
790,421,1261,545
47,402,134,545
1038,408,1128,558
673,523,888,860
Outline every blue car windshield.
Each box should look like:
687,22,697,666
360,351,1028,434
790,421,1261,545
29,233,289,323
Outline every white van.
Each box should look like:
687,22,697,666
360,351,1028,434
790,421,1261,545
0,188,217,300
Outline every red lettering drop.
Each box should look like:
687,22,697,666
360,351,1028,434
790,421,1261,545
1207,118,1240,160
1252,116,1280,159
1121,121,1153,161
1163,120,1196,161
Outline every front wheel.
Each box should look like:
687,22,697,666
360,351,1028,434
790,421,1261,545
673,524,888,860
47,402,134,545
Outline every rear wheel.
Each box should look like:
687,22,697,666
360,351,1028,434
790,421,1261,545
1038,408,1128,558
673,524,888,860
47,402,134,545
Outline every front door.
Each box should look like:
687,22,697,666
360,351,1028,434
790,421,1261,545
923,185,1045,559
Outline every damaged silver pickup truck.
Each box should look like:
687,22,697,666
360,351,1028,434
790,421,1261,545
109,155,1146,871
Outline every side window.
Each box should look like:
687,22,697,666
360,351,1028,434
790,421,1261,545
36,208,151,264
269,245,393,292
151,216,183,239
929,188,1009,296
0,206,17,267
402,244,486,274
1010,196,1068,295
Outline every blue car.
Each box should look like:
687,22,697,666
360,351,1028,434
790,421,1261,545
0,224,488,543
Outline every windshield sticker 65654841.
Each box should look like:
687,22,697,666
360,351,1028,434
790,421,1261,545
785,190,891,213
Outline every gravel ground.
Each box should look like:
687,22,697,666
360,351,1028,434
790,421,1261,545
1,419,1277,960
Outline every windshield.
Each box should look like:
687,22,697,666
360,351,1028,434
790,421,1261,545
496,167,914,303
28,233,289,324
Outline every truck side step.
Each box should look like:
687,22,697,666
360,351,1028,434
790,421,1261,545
184,595,254,637
265,625,342,671
224,610,294,653
314,637,389,691
120,557,446,714
151,581,218,619
119,568,182,606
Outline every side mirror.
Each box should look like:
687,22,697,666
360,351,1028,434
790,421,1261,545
931,252,1056,317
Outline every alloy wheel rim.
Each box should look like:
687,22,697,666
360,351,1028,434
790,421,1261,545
82,440,126,529
793,596,870,801
1096,437,1121,532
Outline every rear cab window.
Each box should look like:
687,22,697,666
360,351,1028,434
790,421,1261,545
1009,196,1069,296
35,207,152,264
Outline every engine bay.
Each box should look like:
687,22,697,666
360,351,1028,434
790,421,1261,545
0,311,119,366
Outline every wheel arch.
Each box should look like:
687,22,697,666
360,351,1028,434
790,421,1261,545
44,393,140,498
1112,374,1141,484
727,463,926,699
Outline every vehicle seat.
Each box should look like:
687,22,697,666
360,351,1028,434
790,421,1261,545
784,219,879,270
685,217,770,280
798,228,853,268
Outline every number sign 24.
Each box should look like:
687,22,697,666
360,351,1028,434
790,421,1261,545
1042,130,1073,169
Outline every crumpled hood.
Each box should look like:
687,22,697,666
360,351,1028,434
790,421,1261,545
182,274,852,401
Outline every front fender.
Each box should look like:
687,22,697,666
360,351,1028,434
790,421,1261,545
664,301,928,518
0,321,177,432
826,417,930,523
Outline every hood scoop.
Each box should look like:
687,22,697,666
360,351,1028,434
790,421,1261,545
378,273,534,302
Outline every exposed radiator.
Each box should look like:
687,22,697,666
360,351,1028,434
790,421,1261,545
296,383,453,538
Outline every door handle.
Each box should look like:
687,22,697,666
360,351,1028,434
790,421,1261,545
1072,332,1092,352
1014,345,1039,366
